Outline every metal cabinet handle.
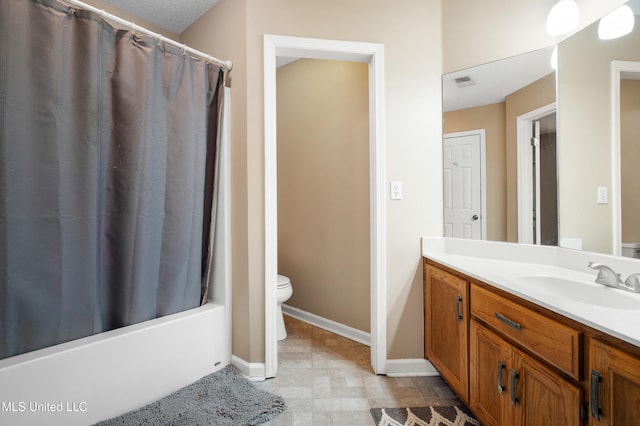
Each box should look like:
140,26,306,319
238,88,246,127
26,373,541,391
472,214,479,221
455,296,463,321
510,370,520,405
497,361,506,394
590,370,602,420
495,312,522,331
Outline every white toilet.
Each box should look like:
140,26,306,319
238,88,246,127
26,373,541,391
276,274,293,340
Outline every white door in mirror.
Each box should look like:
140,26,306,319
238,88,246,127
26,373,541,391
443,132,483,239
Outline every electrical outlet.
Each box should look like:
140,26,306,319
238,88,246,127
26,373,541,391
391,181,402,200
597,186,608,204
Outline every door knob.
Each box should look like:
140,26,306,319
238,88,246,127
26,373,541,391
472,215,479,221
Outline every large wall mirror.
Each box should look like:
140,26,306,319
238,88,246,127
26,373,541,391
443,0,640,258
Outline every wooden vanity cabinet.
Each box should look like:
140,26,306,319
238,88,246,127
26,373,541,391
469,319,508,425
470,319,582,426
424,259,469,403
424,258,640,425
587,338,640,425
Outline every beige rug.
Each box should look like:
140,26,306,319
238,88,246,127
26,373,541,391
370,405,480,426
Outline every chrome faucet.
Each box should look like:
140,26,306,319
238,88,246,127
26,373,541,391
587,262,640,293
587,262,622,288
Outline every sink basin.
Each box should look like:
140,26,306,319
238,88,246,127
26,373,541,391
511,274,640,310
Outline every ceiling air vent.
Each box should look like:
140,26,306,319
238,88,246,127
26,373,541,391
452,75,475,88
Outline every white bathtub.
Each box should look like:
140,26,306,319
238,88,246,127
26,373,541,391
0,303,229,425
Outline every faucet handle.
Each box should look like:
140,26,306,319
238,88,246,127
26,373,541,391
587,261,622,287
624,274,640,291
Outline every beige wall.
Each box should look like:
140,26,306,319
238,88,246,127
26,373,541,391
444,103,507,241
558,15,640,254
92,0,628,367
620,80,640,243
276,59,370,332
183,0,442,363
505,73,556,242
442,0,626,73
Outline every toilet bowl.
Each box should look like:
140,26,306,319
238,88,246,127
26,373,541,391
276,274,293,340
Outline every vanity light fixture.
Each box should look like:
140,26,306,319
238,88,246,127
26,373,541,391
598,5,635,40
546,0,580,36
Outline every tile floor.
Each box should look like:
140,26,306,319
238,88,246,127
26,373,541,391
254,315,461,425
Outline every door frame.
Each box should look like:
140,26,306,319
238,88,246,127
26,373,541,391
611,60,640,256
516,102,556,244
443,129,487,239
263,35,386,378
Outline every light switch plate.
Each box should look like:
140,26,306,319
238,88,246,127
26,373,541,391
597,186,608,204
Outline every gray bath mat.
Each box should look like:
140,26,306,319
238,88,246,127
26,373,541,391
95,365,286,425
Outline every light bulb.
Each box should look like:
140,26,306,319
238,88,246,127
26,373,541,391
546,0,580,36
598,5,635,40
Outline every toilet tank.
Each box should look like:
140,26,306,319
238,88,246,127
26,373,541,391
621,242,640,259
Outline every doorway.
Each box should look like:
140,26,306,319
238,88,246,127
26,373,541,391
443,130,487,240
516,103,558,245
276,58,370,352
263,35,386,378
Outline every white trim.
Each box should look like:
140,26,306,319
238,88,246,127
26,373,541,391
516,102,557,244
386,359,439,377
443,129,487,239
611,61,640,257
211,86,232,361
282,305,371,346
263,35,279,380
230,355,267,381
263,35,387,378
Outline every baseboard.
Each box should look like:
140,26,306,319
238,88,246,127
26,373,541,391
282,304,371,346
386,359,439,377
230,355,266,381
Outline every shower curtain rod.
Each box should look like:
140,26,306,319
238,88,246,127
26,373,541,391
61,0,233,72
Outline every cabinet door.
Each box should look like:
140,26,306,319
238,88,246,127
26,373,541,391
511,350,582,426
424,264,469,402
589,339,640,426
470,320,510,426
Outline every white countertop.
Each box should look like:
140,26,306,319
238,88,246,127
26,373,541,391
422,237,640,348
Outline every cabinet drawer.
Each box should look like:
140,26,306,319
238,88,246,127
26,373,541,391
470,284,582,380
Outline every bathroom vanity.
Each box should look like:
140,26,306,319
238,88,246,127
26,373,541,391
422,238,640,426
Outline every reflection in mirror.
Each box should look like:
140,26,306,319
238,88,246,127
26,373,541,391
442,47,556,244
620,69,640,258
557,1,640,256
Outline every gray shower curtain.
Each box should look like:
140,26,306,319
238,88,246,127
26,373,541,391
0,0,225,359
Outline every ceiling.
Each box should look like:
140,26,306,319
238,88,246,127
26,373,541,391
100,0,220,34
442,46,555,112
